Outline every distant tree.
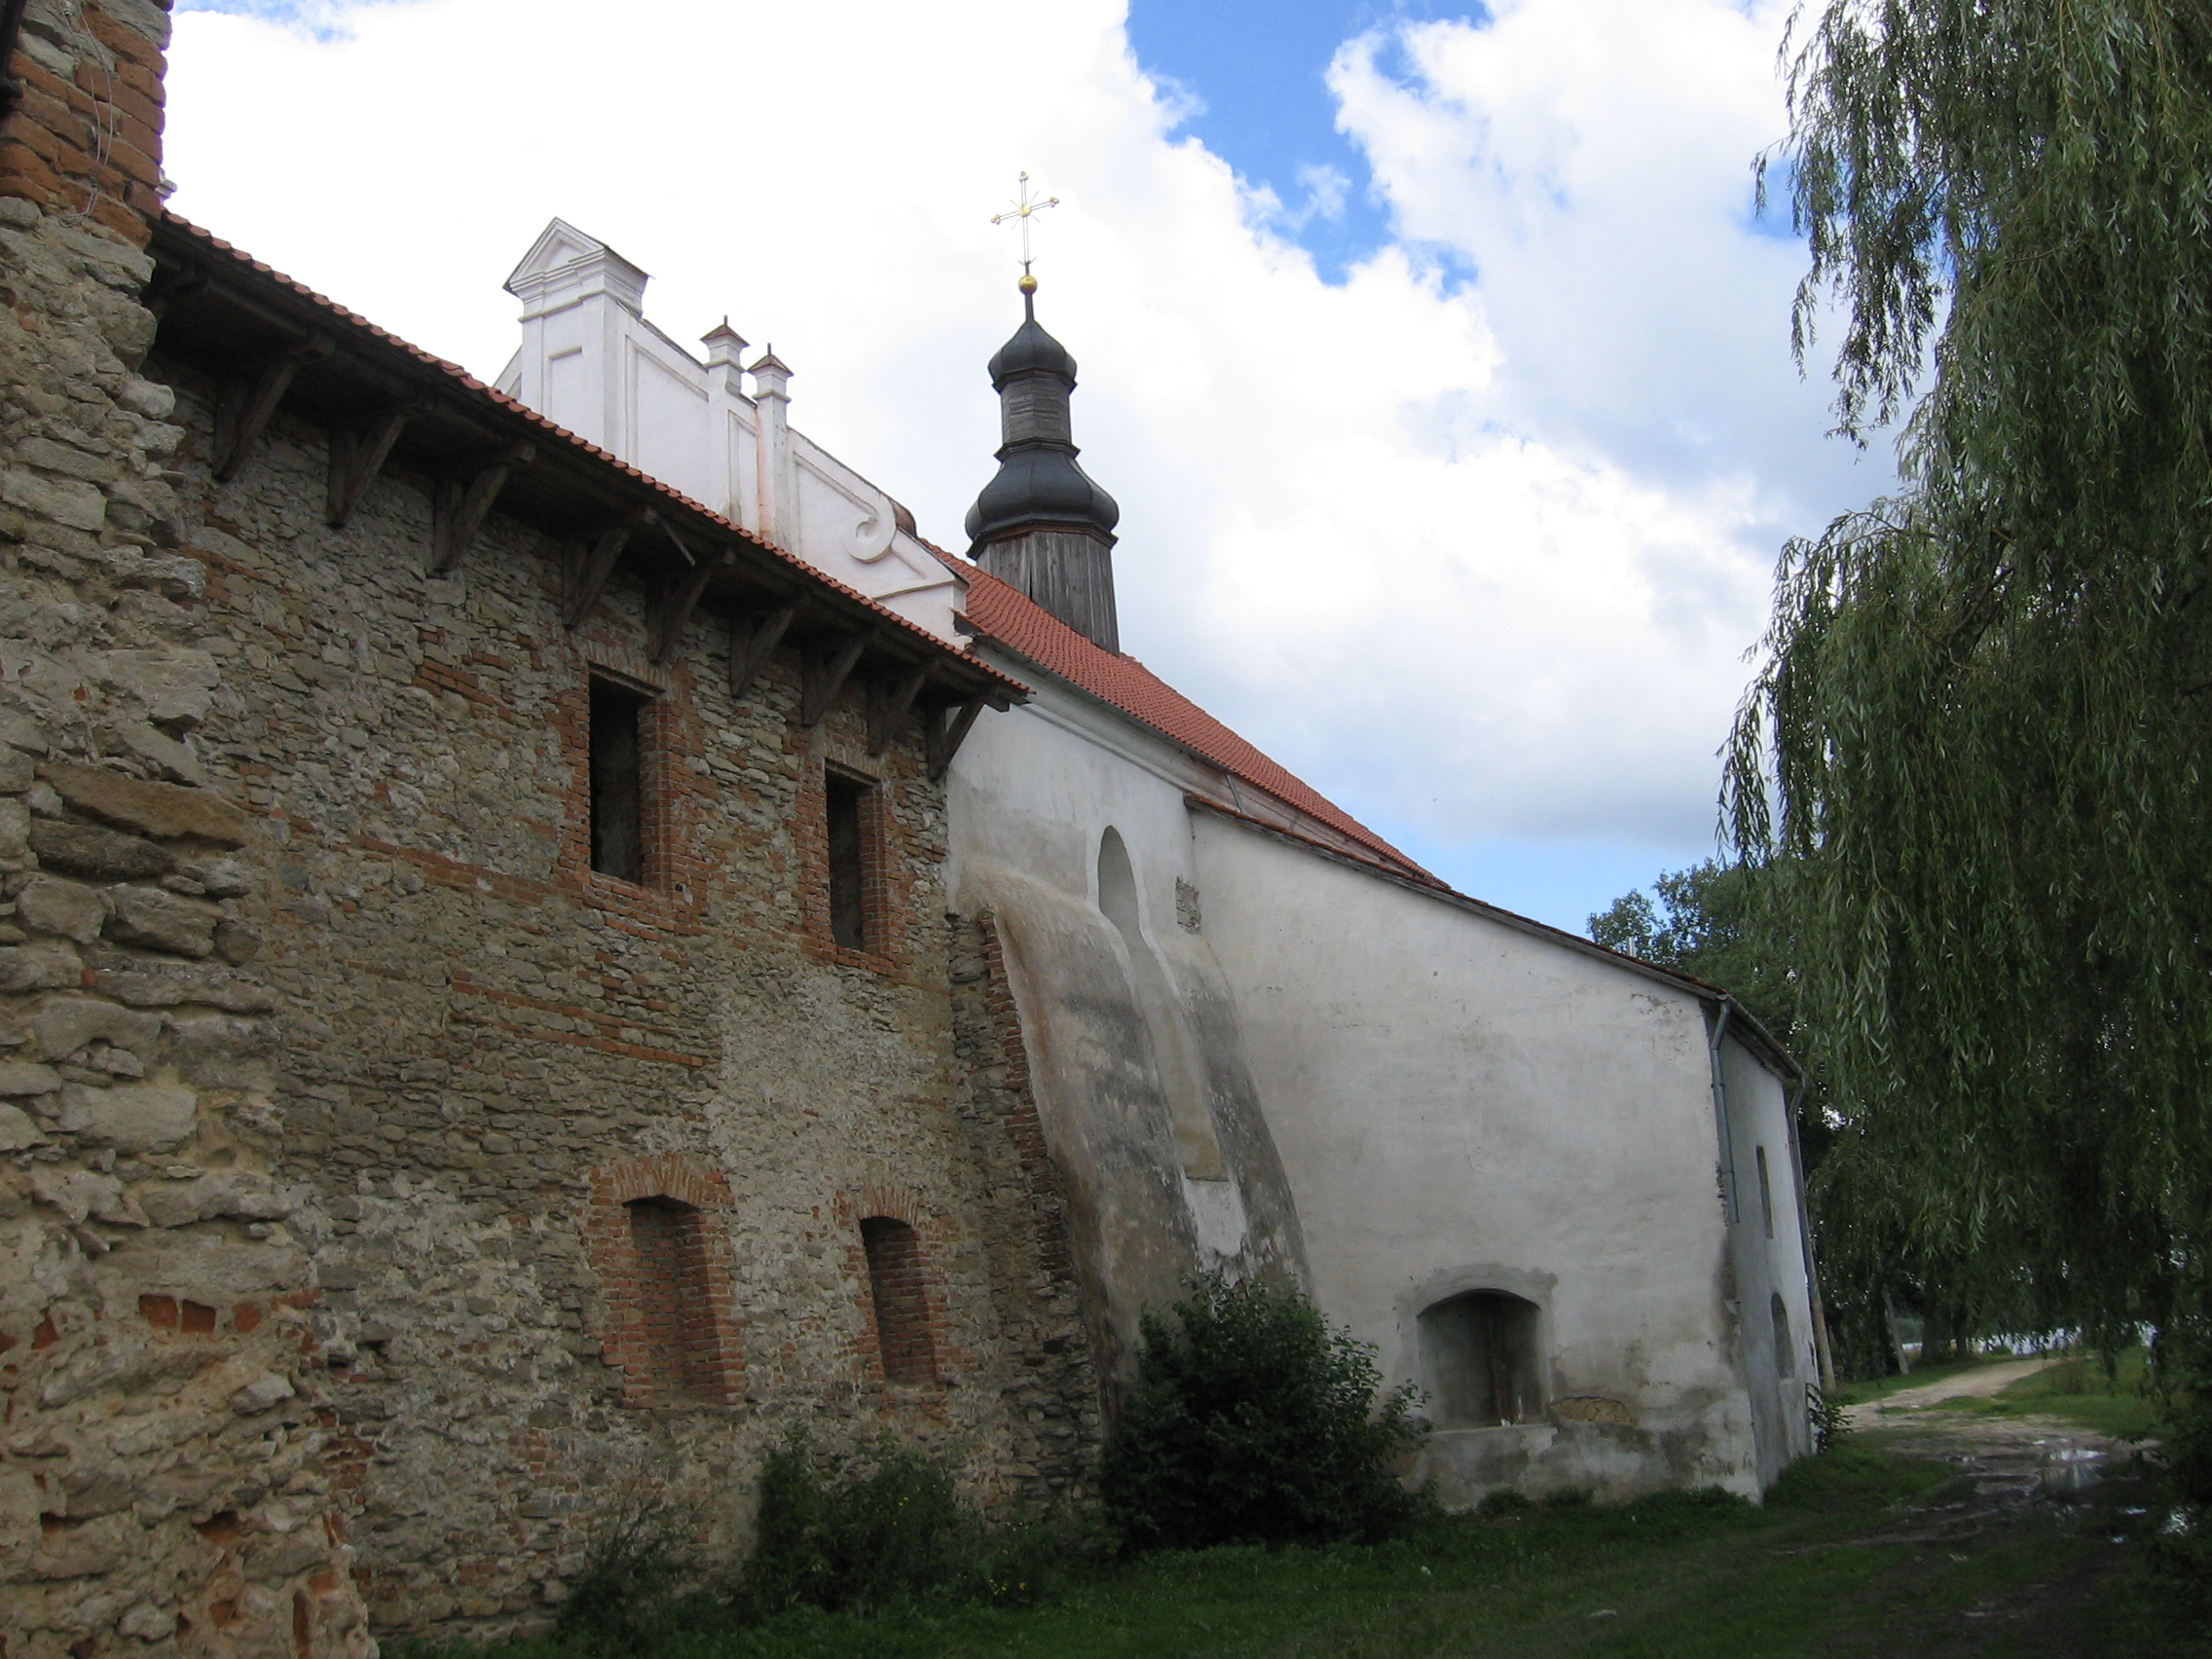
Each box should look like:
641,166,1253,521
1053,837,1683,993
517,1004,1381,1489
1725,0,2212,1364
1588,861,1792,1041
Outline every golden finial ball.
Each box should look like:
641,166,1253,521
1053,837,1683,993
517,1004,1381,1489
1018,274,1038,294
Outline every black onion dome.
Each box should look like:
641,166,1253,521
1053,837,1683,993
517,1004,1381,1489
965,289,1120,546
987,309,1077,386
965,450,1120,542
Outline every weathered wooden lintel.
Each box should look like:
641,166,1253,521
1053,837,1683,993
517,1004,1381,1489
430,443,535,575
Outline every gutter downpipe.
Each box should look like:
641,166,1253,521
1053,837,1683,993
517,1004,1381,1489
1706,999,1741,1228
1784,1073,1837,1393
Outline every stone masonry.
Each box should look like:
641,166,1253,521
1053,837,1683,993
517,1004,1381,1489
0,5,1106,1653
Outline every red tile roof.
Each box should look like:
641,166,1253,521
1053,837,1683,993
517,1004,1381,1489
156,213,1026,701
958,565,1437,882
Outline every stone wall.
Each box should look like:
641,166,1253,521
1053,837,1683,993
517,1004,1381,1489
0,4,377,1656
129,350,1100,1642
0,5,1107,1653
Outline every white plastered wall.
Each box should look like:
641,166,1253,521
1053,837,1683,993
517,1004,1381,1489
1190,811,1814,1502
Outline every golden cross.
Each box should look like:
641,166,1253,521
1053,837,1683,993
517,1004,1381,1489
991,171,1060,276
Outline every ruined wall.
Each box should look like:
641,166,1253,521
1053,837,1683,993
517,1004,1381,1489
0,8,1105,1653
0,4,377,1656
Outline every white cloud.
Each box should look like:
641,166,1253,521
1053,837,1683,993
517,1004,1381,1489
162,0,1880,864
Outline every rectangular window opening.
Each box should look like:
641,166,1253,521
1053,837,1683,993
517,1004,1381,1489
1755,1145,1775,1239
827,771,870,951
590,679,648,884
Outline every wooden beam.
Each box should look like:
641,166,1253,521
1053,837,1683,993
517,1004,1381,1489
728,605,796,702
325,396,432,528
926,697,987,781
143,264,208,323
648,547,730,663
213,333,333,483
866,666,931,756
430,443,535,575
562,509,651,628
798,633,870,727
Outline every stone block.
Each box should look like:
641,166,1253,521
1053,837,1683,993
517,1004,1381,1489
0,749,35,793
0,797,26,860
104,885,218,957
0,1102,45,1150
17,875,107,942
2,468,104,531
55,1080,196,1152
33,998,161,1060
137,1169,290,1228
0,940,81,992
212,920,262,964
93,960,278,1012
28,818,173,880
0,1061,61,1094
92,649,220,729
39,760,247,846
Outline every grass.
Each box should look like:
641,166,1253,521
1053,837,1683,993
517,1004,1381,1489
391,1447,2207,1659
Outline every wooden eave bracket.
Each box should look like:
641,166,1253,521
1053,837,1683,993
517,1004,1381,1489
728,604,797,702
866,666,931,756
430,442,535,575
326,395,437,527
561,507,651,628
647,520,732,663
798,633,871,728
213,332,335,483
925,696,987,781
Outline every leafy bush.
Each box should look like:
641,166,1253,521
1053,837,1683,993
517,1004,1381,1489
1808,1382,1852,1451
742,1435,975,1614
548,1488,712,1653
1099,1272,1426,1554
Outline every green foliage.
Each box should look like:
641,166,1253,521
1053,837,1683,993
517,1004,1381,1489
1807,1382,1852,1452
1727,0,2212,1355
742,1437,977,1614
1587,863,1795,1038
552,1488,709,1652
1099,1273,1426,1554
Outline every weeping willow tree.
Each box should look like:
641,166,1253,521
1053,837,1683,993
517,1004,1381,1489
1725,1,2212,1348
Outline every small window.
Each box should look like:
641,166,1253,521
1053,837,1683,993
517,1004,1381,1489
826,771,870,950
1419,1290,1542,1427
590,679,648,883
626,1196,719,1402
860,1215,935,1385
1771,1292,1795,1379
1755,1146,1775,1239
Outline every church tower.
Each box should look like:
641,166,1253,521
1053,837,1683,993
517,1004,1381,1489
965,276,1123,651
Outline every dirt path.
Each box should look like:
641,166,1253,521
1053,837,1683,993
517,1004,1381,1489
1844,1356,2060,1428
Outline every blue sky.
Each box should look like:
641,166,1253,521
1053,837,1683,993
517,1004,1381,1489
164,0,1867,937
1126,2,1482,281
